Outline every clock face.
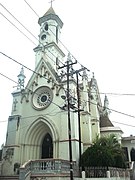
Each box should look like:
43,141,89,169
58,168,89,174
32,86,53,110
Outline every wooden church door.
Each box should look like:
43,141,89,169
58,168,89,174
41,133,53,158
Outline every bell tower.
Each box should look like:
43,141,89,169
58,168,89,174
34,6,65,69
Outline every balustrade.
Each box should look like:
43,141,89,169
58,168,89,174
19,159,79,180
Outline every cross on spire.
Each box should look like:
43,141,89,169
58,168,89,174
49,0,55,7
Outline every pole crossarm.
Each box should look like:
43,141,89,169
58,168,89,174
58,61,77,69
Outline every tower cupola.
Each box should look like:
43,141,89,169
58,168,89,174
38,6,63,46
34,5,65,70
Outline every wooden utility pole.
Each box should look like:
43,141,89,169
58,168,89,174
74,67,86,169
58,54,77,180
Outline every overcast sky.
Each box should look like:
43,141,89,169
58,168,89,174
0,0,135,146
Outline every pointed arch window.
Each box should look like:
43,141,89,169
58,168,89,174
56,26,58,43
44,23,48,31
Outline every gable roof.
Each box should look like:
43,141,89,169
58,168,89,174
100,115,114,128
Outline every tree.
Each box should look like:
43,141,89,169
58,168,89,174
81,134,126,168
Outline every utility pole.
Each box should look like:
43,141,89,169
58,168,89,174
58,54,77,180
76,72,82,169
74,67,86,170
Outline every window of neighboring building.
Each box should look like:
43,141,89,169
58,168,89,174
131,148,135,161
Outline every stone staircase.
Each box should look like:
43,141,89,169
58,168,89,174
0,159,79,180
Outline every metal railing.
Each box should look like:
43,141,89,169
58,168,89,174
84,166,130,178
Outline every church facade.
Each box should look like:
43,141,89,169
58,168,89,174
1,6,123,176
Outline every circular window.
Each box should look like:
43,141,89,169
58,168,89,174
41,34,46,40
32,86,53,110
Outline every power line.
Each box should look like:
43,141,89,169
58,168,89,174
0,2,90,82
0,52,40,76
0,51,77,104
112,121,135,128
0,2,67,66
1,67,135,120
1,52,135,119
0,12,36,45
97,91,135,96
0,70,135,134
0,5,58,64
2,2,134,98
0,3,38,42
81,90,135,96
23,0,40,18
22,0,90,72
0,70,63,110
0,110,64,124
0,72,18,84
90,101,135,119
2,51,135,111
1,3,135,124
1,113,135,134
0,51,55,82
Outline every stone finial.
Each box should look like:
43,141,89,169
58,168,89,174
17,67,26,89
82,68,88,81
91,72,97,90
104,94,109,109
103,95,111,116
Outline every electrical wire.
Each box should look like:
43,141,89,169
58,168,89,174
0,12,36,45
2,2,134,99
1,111,135,135
0,72,18,85
0,51,78,109
0,7,56,64
0,51,55,82
0,72,135,135
1,68,135,121
81,90,135,96
0,3,38,41
1,52,135,119
0,3,66,66
0,1,134,139
90,101,135,119
0,71,63,110
0,110,64,124
1,3,135,125
1,51,135,119
90,115,135,128
23,0,91,72
23,0,40,18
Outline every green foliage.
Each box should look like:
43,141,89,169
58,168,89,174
81,134,126,168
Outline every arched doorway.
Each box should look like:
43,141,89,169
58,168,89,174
42,133,53,158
